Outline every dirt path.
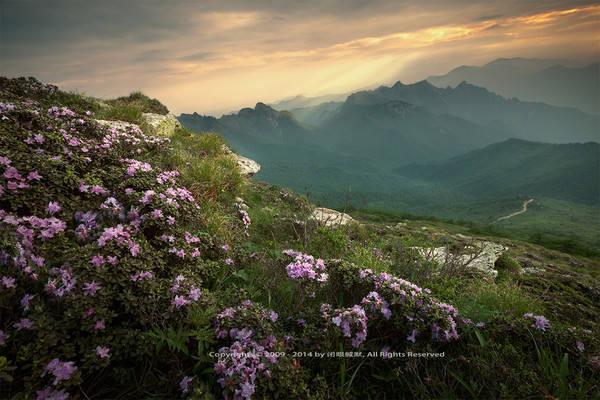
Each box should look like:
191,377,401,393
495,198,534,222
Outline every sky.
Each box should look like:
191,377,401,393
1,0,599,115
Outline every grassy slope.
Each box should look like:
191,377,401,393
2,78,598,399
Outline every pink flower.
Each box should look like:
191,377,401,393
179,376,193,393
27,170,42,181
224,258,234,266
172,295,190,308
90,185,108,195
95,346,110,359
94,320,105,330
184,231,200,244
189,287,201,301
47,201,61,215
524,313,550,331
20,293,35,311
4,166,22,180
83,308,95,317
90,255,105,267
1,276,16,288
43,358,77,385
576,341,585,352
169,247,185,258
129,243,140,257
151,209,163,219
166,216,176,225
107,256,119,265
14,318,34,330
83,281,101,296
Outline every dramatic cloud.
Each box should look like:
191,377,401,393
1,0,598,114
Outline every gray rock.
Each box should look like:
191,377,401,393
234,154,261,176
222,146,261,176
310,207,354,227
412,241,506,278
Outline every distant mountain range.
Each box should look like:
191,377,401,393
428,58,599,114
294,79,599,144
179,60,599,242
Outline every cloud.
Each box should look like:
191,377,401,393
1,0,598,114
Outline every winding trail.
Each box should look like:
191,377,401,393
495,198,534,222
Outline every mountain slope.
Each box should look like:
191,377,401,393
396,139,600,205
319,99,507,166
428,58,599,114
346,79,599,143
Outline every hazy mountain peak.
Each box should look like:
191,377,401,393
428,58,599,113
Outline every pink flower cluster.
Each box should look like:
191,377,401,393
170,274,202,309
361,291,392,320
42,358,77,385
122,158,153,176
214,301,280,399
47,106,76,118
157,170,180,184
330,304,369,348
97,225,140,256
282,250,328,283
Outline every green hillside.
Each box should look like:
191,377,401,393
1,77,599,399
397,139,600,205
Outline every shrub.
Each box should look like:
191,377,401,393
0,98,230,397
495,253,522,275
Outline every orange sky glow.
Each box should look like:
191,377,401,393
1,2,598,114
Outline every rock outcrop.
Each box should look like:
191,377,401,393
413,241,506,278
221,146,261,176
141,113,181,137
95,119,140,131
310,207,354,227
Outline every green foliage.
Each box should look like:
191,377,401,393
164,129,243,203
106,91,169,115
494,253,522,277
454,281,545,322
95,102,144,123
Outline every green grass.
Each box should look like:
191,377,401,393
105,90,169,114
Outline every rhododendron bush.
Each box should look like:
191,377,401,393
0,97,217,396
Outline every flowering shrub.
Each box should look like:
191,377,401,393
214,300,318,399
282,249,328,283
0,97,212,396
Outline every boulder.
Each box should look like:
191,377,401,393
413,241,506,278
222,146,261,176
234,154,261,176
141,113,181,137
310,207,354,227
